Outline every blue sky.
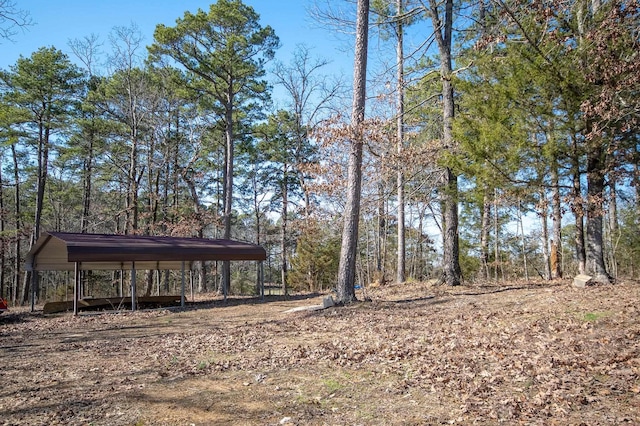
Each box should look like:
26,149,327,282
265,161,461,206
0,0,355,85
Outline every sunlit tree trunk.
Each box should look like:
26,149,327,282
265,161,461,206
518,200,529,281
222,88,234,297
281,165,289,296
376,181,386,279
0,159,5,300
336,0,369,304
607,177,618,278
550,160,562,279
494,188,501,282
11,144,21,306
571,137,586,275
80,131,94,233
585,143,610,282
396,0,406,284
428,0,461,286
26,119,51,308
480,188,491,281
540,191,551,281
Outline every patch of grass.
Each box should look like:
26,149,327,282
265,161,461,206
323,378,343,393
582,311,609,322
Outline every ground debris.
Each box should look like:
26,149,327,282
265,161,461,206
1,279,638,425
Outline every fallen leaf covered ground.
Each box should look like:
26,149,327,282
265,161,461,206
1,279,638,425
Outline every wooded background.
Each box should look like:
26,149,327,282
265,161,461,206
0,0,638,306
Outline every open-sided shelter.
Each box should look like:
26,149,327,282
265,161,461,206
25,232,267,315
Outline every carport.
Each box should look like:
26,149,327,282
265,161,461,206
24,232,267,315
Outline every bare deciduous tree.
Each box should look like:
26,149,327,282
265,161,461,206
0,0,32,42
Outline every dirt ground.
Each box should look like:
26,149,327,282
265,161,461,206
1,279,639,425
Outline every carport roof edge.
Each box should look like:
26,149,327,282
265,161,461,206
25,231,267,271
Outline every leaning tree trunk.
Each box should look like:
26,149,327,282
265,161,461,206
336,0,369,304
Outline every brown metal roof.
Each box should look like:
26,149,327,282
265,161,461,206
25,232,267,271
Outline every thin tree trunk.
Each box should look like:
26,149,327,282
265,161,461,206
281,169,288,296
550,160,562,279
494,188,500,282
635,153,640,217
253,169,262,295
0,159,5,300
480,188,491,281
540,191,551,281
572,137,586,274
81,128,94,234
608,177,618,278
336,0,369,304
376,181,385,280
396,0,406,284
222,92,235,298
126,125,139,234
518,200,529,281
27,122,50,308
11,144,21,306
144,270,154,297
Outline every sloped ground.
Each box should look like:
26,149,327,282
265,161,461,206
1,280,638,425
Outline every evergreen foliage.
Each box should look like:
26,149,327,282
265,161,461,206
0,0,638,304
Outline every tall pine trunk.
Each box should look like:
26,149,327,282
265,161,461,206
281,167,289,296
27,122,51,308
81,125,95,234
126,126,139,234
396,0,406,284
0,159,4,300
336,0,369,304
11,144,21,306
222,91,234,298
428,0,461,286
